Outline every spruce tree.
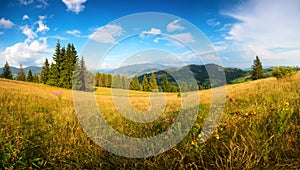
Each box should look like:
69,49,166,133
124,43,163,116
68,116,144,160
149,72,158,91
129,75,140,90
47,63,59,86
33,74,39,83
251,56,264,80
17,64,26,81
2,61,12,79
40,58,50,84
73,58,83,90
58,47,66,88
27,69,33,82
80,56,88,90
95,72,100,86
51,40,62,86
141,74,150,91
162,74,171,92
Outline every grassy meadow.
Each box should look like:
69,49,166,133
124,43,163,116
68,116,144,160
0,72,299,169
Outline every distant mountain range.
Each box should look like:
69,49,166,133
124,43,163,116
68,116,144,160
137,64,248,89
0,66,42,75
107,63,173,76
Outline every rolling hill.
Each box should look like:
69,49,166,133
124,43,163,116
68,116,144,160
0,66,42,75
138,64,248,89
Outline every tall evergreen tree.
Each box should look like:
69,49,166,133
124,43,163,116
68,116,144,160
73,56,88,91
51,40,62,86
95,72,101,86
141,74,150,91
47,63,59,86
129,75,140,90
17,64,26,81
2,61,12,79
27,69,33,82
40,58,50,84
251,56,264,80
149,72,158,91
33,74,39,83
161,74,171,92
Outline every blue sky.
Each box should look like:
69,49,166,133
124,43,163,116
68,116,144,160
0,0,299,70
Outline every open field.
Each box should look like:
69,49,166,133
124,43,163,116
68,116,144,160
0,73,299,169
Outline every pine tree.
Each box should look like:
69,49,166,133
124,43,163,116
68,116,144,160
17,64,26,81
73,56,88,91
27,69,33,82
47,63,59,86
251,56,264,80
129,75,140,90
141,74,150,91
162,74,171,92
40,58,50,84
73,58,83,90
50,40,62,86
95,72,101,86
149,72,158,91
121,75,129,89
58,47,66,88
33,74,39,83
2,61,12,79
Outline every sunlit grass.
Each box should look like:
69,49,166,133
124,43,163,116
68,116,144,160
0,72,299,169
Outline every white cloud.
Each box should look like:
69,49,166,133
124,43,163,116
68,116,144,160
66,29,81,37
222,0,300,65
22,15,30,20
19,0,34,5
171,32,195,43
153,32,196,47
0,18,14,29
89,24,123,44
0,31,4,35
167,19,185,32
139,28,161,38
62,0,87,14
38,15,47,20
19,0,48,8
36,0,48,8
0,38,51,67
207,19,221,27
21,25,37,39
36,20,50,33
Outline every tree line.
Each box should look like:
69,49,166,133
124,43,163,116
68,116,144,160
1,53,298,90
1,62,40,83
1,41,89,91
94,72,179,92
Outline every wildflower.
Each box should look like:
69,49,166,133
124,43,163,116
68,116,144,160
53,90,63,100
214,133,220,140
285,102,289,106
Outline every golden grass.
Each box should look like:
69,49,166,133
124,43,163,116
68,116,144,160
0,72,299,169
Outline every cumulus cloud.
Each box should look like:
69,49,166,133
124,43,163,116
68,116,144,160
22,15,30,20
221,0,300,65
167,19,185,32
66,29,81,37
89,24,123,44
0,38,51,67
36,20,50,33
139,28,161,38
0,18,14,29
62,0,87,14
21,25,37,39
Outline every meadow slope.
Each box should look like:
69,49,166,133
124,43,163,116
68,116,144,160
0,73,299,169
